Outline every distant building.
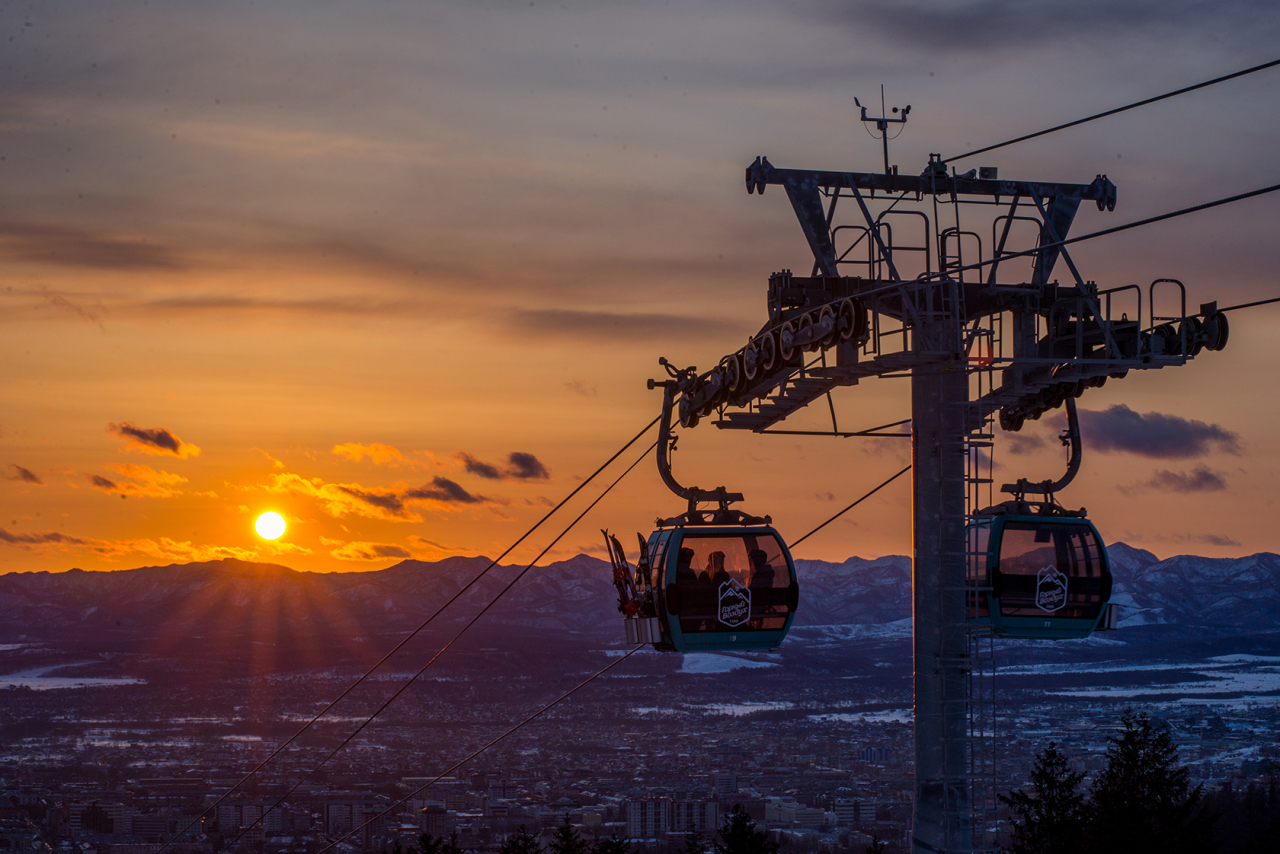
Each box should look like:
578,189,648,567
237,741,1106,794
711,773,737,797
671,801,718,834
625,800,669,839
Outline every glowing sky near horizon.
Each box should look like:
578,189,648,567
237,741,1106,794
3,1,1280,574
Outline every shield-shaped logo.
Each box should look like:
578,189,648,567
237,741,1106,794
718,578,751,627
1035,565,1068,612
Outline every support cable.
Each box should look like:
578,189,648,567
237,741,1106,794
316,645,645,854
220,438,658,852
945,57,1280,163
159,415,659,854
791,464,912,548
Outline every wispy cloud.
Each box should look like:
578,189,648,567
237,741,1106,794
1119,466,1228,495
88,463,188,498
266,472,422,522
332,442,411,467
107,422,201,458
324,538,412,561
0,220,185,271
0,527,260,562
4,464,44,485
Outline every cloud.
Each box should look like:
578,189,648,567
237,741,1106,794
107,422,201,458
332,442,414,467
456,451,550,481
1145,467,1227,493
1078,405,1239,459
565,379,598,397
1190,533,1241,547
337,486,409,516
0,220,185,270
4,464,44,485
806,0,1275,53
403,477,490,505
0,527,260,562
88,464,188,498
44,292,107,328
266,472,422,522
0,528,89,546
1118,466,1228,495
328,540,412,561
505,309,739,343
1002,432,1047,455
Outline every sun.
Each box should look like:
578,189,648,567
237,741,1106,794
255,511,287,540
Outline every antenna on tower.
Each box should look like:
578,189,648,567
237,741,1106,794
856,84,911,174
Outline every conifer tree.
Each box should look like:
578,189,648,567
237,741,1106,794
592,834,634,854
1084,709,1214,854
419,831,464,854
864,838,886,854
678,830,707,854
713,805,778,854
548,816,589,854
501,825,543,854
998,741,1085,854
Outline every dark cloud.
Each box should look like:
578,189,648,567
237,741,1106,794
1079,405,1239,458
506,452,549,480
5,464,44,485
107,422,200,458
1145,467,1228,493
404,477,486,505
0,221,183,270
1002,432,1047,455
330,541,413,561
457,453,502,480
457,451,549,481
0,528,88,546
88,474,120,492
338,486,409,516
506,309,739,343
1191,533,1241,547
807,0,1277,53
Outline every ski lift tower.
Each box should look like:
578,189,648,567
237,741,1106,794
660,102,1231,853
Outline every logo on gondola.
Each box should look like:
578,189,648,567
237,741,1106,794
718,578,751,627
1036,565,1068,612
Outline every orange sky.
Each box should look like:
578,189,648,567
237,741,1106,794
4,2,1280,574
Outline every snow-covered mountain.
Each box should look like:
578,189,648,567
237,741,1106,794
1,545,1276,662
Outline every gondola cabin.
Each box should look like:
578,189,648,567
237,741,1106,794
610,522,798,652
968,512,1113,639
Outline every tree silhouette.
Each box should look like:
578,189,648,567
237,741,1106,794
864,837,886,854
1084,710,1214,854
678,830,707,854
549,816,589,854
501,825,543,854
419,831,464,854
999,741,1086,854
714,805,777,854
592,835,634,854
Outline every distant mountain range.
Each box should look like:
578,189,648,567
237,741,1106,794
3,545,1278,664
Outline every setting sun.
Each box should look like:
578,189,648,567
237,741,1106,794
255,512,286,540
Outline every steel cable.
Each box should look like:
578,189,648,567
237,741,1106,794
790,464,912,548
218,437,658,851
944,57,1280,163
156,415,658,854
